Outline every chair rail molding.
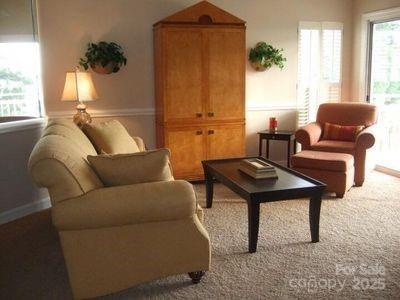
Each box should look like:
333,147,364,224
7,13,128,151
246,104,297,111
47,108,156,118
47,105,298,119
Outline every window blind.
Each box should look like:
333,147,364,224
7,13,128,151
297,22,343,127
0,0,37,42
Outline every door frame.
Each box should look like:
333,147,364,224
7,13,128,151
360,8,400,176
359,7,400,102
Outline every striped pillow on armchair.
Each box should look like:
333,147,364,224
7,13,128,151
322,122,364,142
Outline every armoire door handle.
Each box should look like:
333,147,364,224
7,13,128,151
196,113,202,117
208,112,214,117
196,130,203,135
208,130,214,135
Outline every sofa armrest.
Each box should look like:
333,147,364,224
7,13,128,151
356,124,377,150
52,180,196,230
132,136,146,151
295,122,323,149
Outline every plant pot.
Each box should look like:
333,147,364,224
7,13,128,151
250,60,269,72
91,62,118,74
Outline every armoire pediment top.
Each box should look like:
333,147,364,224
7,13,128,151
153,1,246,27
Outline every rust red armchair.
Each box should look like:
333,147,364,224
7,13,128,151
295,102,377,186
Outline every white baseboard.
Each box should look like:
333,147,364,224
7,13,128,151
0,197,51,225
375,165,400,178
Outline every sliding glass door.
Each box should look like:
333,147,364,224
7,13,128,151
367,19,400,171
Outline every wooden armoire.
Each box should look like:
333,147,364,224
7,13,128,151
154,1,246,180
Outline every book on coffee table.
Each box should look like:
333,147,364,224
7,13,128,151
239,158,278,179
241,158,275,171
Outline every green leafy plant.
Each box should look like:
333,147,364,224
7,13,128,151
249,42,286,71
79,41,127,73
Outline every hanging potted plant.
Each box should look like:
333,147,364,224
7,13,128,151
79,41,127,74
248,42,286,71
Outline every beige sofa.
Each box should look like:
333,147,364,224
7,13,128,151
28,119,210,299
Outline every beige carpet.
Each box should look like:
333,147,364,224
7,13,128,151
1,171,399,299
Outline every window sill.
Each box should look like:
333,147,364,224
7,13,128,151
0,117,46,135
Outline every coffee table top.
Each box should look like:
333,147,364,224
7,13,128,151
202,157,326,202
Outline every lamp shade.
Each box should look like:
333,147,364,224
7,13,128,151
61,71,98,102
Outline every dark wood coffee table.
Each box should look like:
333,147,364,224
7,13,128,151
202,157,326,253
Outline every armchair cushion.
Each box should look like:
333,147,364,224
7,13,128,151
322,122,364,142
88,149,173,187
291,150,354,172
310,140,355,154
52,180,196,230
82,120,140,154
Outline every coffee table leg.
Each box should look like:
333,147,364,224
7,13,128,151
309,194,322,243
205,170,214,209
248,201,260,253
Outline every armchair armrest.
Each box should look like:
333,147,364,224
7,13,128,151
295,122,323,149
356,124,377,150
52,180,196,231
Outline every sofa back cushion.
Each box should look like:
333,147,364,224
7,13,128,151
82,120,140,154
28,119,103,204
317,103,377,127
87,149,173,187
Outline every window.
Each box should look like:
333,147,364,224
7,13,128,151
0,0,43,118
297,22,343,126
0,43,42,117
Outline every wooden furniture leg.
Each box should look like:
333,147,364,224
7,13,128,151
247,201,260,253
309,193,322,243
188,271,205,284
205,169,214,208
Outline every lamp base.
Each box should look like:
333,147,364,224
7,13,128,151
73,103,92,128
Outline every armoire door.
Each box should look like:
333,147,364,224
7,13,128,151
164,126,206,178
206,28,245,121
164,28,204,123
206,123,245,160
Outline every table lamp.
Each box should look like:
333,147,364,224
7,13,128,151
61,69,98,127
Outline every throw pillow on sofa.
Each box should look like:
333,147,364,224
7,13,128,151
87,148,173,186
322,122,364,142
82,120,140,154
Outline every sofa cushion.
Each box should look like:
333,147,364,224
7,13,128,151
28,134,104,204
52,180,196,230
291,150,354,172
82,120,140,154
310,140,356,155
322,122,364,142
88,148,173,186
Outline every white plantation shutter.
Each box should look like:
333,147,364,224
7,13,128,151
297,22,343,127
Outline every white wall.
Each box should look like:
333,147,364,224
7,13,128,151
36,0,354,157
0,0,359,222
0,121,49,224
